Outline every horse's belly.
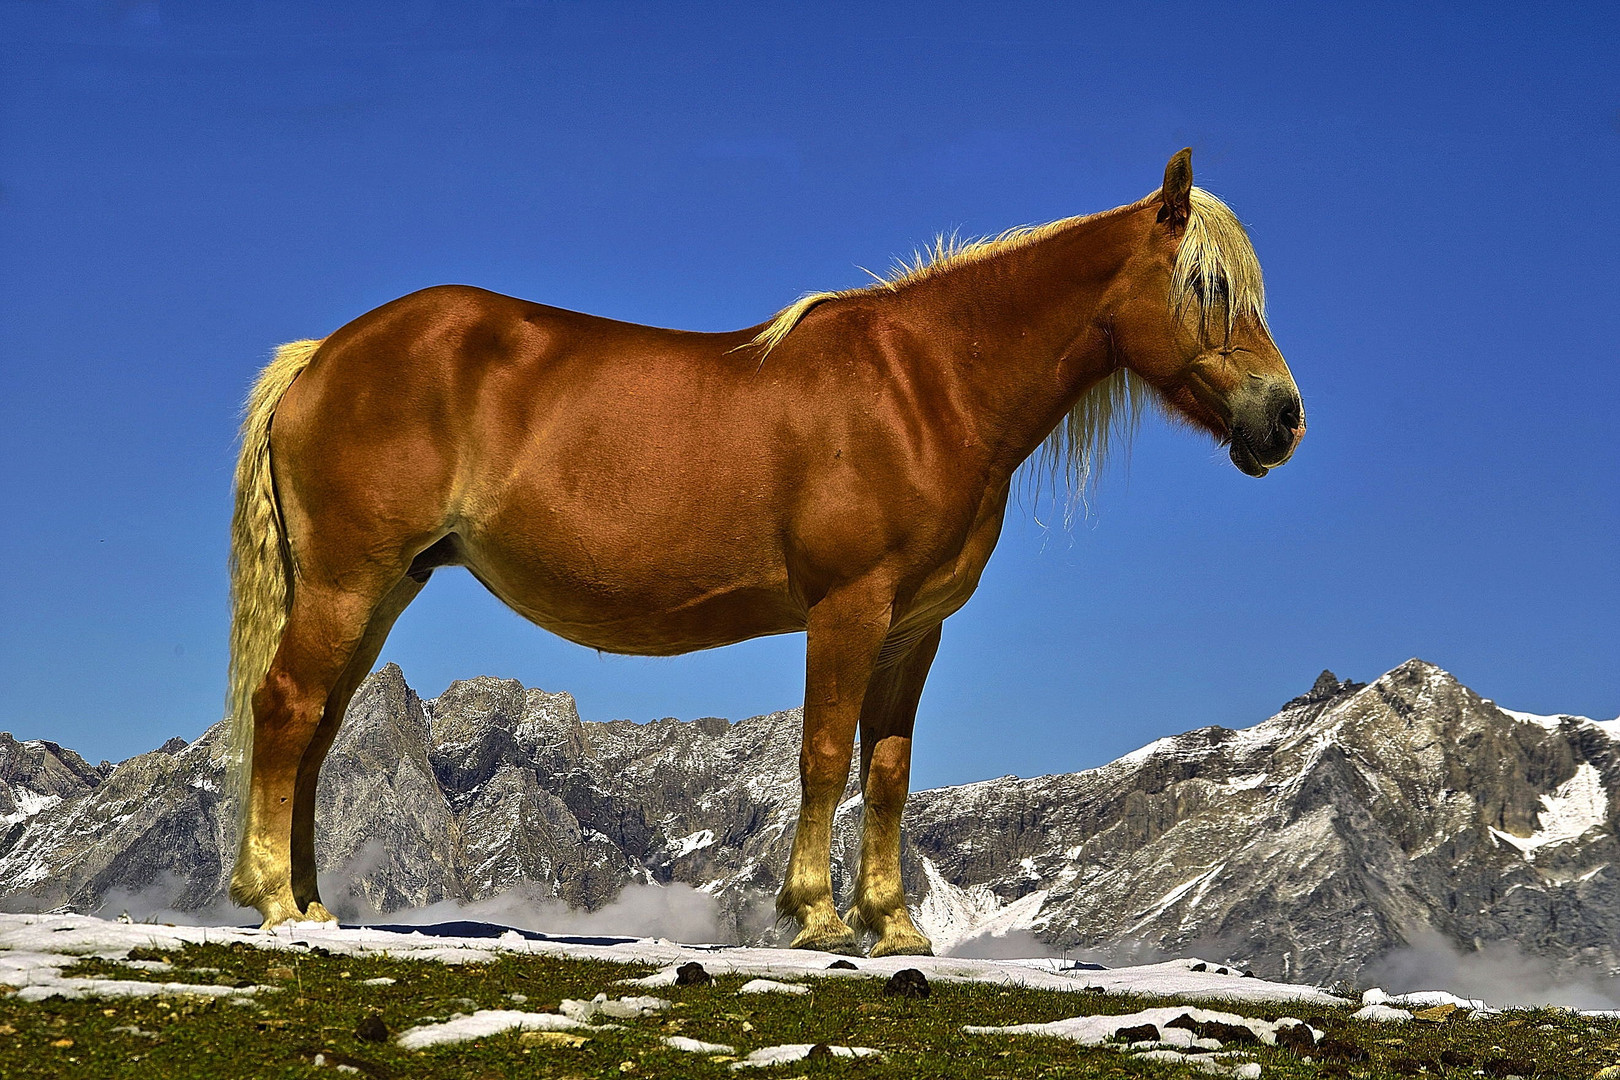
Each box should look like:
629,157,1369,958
458,534,802,656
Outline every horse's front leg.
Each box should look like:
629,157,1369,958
777,584,894,953
850,623,939,957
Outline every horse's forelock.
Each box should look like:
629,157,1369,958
1171,188,1268,341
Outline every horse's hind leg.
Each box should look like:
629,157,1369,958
289,575,426,922
849,624,939,958
231,578,398,929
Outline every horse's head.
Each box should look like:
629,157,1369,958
1107,149,1304,476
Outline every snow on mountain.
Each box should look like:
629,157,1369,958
1,660,1615,990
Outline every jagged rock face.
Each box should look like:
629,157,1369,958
0,734,110,828
0,725,233,912
0,660,1614,987
899,663,1619,984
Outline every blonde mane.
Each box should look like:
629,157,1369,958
749,186,1265,500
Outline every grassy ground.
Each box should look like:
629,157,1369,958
2,942,1617,1079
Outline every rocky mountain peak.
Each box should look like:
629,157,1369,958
1282,667,1368,711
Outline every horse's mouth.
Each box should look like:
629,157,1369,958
1229,434,1270,477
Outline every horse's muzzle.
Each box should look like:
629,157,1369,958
1228,378,1304,477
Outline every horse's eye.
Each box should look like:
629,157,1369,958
1189,275,1227,303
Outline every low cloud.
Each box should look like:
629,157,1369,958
331,880,723,943
317,841,724,943
1364,929,1620,1010
945,928,1064,960
86,871,241,928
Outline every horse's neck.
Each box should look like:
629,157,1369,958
888,203,1149,476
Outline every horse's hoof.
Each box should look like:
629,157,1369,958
869,932,934,958
789,927,861,955
301,901,339,925
255,895,306,931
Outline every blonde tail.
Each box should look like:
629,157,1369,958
226,339,323,851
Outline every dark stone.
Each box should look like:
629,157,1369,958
1273,1021,1317,1051
673,961,712,986
826,959,857,970
806,1043,833,1060
1190,962,1208,972
1178,1019,1260,1046
883,968,929,998
1482,1056,1536,1077
1114,1023,1161,1043
1317,1034,1367,1062
1439,1049,1474,1067
355,1012,389,1043
1209,1020,1261,1045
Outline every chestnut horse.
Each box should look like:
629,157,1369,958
227,150,1303,954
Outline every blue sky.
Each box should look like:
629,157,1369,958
1,2,1615,789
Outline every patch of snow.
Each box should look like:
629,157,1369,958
1134,1050,1263,1078
395,1009,590,1050
1489,763,1609,856
913,855,1048,953
360,976,396,986
966,1004,1295,1047
1500,707,1586,731
738,978,809,995
14,975,273,1003
1127,865,1225,934
665,1035,734,1053
1114,735,1180,768
1502,706,1620,745
730,1044,881,1068
559,993,669,1020
1351,1004,1412,1022
1542,863,1610,886
1,789,61,826
1363,988,1487,1010
667,830,716,859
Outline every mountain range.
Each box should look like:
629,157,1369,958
2,659,1615,988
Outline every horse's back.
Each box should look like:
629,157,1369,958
268,285,812,648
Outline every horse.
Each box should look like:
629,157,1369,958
226,149,1303,955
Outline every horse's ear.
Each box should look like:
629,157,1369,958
1159,148,1193,226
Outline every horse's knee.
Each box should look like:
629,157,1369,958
799,749,852,798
